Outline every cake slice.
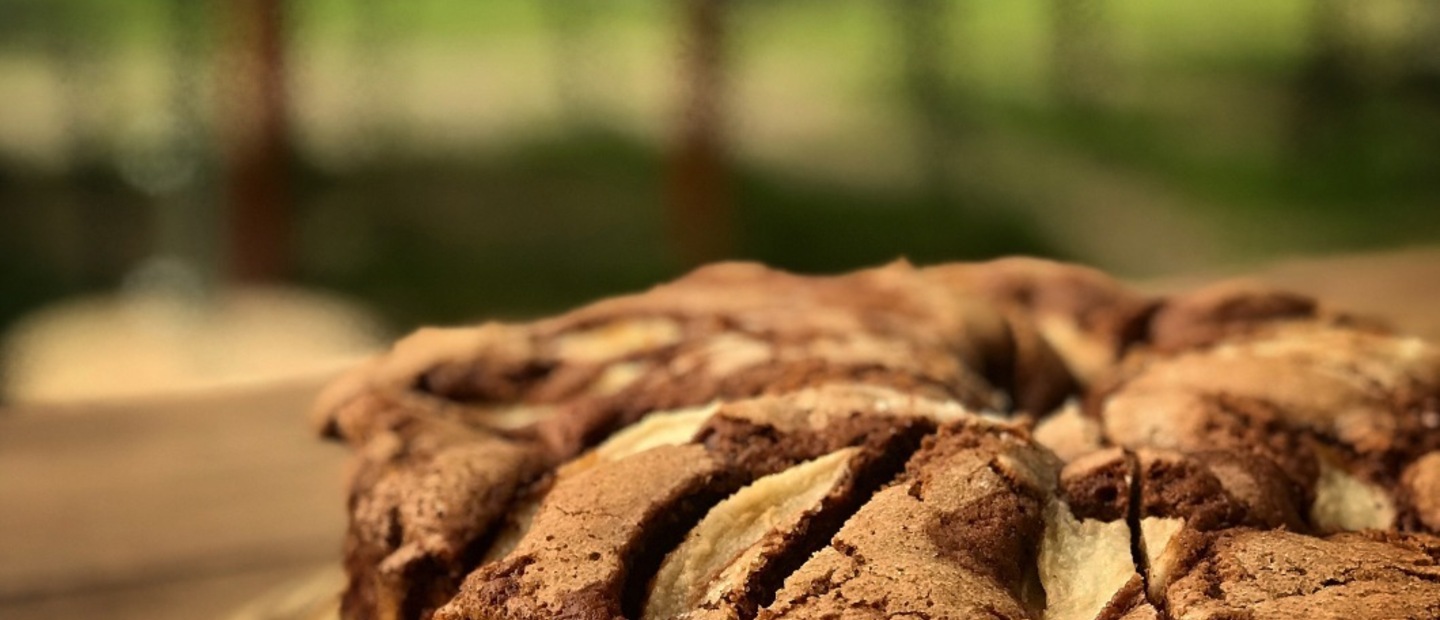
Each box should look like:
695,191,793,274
1095,317,1440,534
314,258,1440,620
758,422,1061,619
436,385,983,620
1156,529,1440,619
336,397,551,620
1400,452,1440,531
925,257,1154,386
324,262,1049,620
642,448,866,620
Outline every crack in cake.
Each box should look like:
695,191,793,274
313,259,1440,620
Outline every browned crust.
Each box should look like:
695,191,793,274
317,258,1440,620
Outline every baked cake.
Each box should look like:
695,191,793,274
312,259,1440,620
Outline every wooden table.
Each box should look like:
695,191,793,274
3,247,1437,620
0,377,347,620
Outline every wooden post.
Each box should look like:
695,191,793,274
666,0,732,266
223,0,292,282
1289,0,1366,169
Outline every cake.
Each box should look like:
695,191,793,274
312,259,1440,620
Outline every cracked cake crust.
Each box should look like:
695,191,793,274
315,258,1440,620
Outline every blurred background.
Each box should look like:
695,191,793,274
2,0,1440,617
4,0,1440,398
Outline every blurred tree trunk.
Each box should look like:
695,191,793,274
47,1,119,289
894,0,960,204
49,3,108,178
1289,0,1367,174
222,0,292,282
1049,0,1112,109
666,0,732,266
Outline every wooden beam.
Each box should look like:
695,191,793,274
222,0,292,282
666,0,733,266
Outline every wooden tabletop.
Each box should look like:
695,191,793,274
3,246,1437,620
0,377,347,620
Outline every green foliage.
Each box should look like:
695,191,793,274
290,128,1058,328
